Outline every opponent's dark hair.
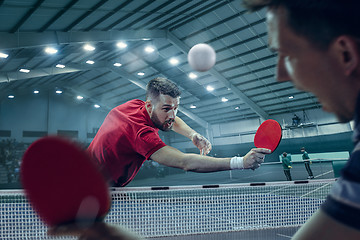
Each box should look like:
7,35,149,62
243,0,360,50
146,77,181,101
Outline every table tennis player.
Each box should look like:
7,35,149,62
87,77,271,187
243,0,360,239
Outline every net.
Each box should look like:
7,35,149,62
0,179,335,239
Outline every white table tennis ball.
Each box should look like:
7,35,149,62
188,43,216,72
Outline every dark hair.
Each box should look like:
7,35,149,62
242,0,360,50
301,147,305,150
146,77,181,101
283,152,287,157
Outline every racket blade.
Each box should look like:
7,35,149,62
20,136,110,226
254,119,282,152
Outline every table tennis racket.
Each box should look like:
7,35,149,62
254,119,282,152
20,136,110,227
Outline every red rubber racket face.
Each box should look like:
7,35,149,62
254,119,282,152
20,136,110,226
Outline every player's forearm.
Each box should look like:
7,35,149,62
181,153,231,172
172,116,197,139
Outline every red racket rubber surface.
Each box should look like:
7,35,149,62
20,136,110,226
254,119,282,152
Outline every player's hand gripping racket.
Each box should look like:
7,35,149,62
254,119,282,152
20,136,111,228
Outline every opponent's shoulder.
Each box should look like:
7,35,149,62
341,148,360,182
353,140,360,153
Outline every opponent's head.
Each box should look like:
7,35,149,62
300,147,306,153
243,0,360,123
243,0,360,49
145,77,181,131
282,152,287,157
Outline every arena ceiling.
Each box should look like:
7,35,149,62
0,0,320,129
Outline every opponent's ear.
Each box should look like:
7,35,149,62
333,36,359,76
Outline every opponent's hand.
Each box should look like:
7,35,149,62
191,133,212,155
288,166,292,168
243,148,271,170
48,222,142,240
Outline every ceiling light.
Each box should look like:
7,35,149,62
0,52,9,58
169,58,179,65
45,47,58,54
235,106,240,110
142,38,151,41
113,63,122,67
289,96,294,99
77,96,84,100
83,44,95,51
8,95,14,99
190,105,197,109
86,60,95,65
19,68,30,73
56,90,62,94
56,64,65,68
221,97,228,102
145,46,155,53
116,42,127,49
188,72,197,79
33,90,39,94
137,72,145,76
206,85,214,92
94,104,100,108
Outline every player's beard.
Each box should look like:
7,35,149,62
151,112,174,132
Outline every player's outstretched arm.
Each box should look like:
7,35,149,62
150,146,270,172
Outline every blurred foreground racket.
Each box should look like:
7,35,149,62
254,119,282,152
20,136,110,227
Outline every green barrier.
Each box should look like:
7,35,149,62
332,160,348,178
